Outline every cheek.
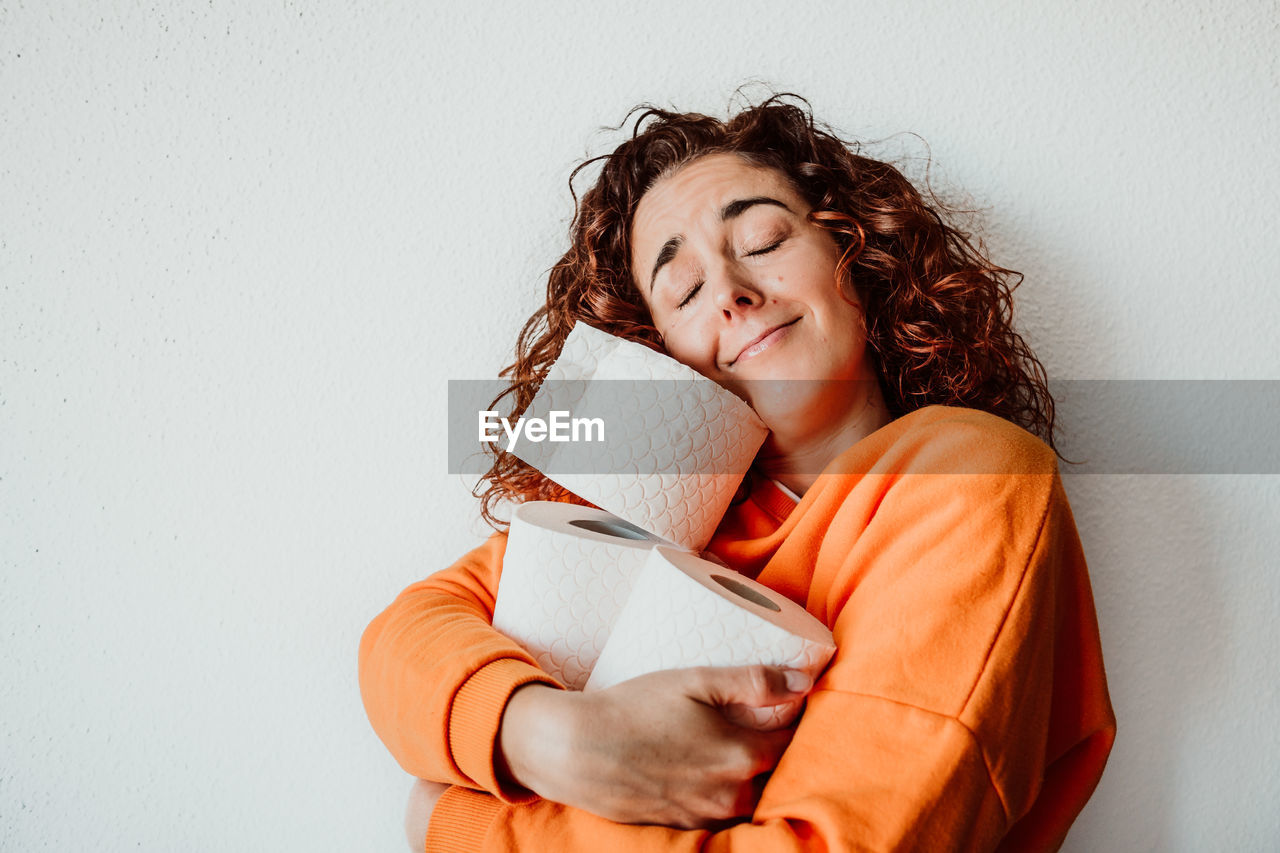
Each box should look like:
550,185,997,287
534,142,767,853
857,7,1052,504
665,336,710,372
821,282,866,330
661,317,718,373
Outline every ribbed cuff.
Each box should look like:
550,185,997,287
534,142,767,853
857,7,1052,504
426,786,503,853
754,475,800,522
449,657,561,802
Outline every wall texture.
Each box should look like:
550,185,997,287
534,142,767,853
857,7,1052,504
3,1,1277,850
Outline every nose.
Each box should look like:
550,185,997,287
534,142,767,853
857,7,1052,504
710,265,762,321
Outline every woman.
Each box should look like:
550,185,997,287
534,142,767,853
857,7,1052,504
360,95,1115,851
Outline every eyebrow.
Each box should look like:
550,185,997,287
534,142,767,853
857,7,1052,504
647,196,793,293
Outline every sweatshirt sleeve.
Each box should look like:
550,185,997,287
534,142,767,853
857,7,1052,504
358,532,563,800
425,414,1114,851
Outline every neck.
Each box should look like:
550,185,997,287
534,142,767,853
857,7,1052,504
753,387,893,496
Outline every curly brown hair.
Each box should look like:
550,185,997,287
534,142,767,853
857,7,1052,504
475,93,1055,528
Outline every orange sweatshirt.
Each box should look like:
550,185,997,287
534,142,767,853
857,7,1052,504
359,406,1115,851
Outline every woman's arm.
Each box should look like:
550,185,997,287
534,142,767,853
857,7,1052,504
359,533,811,819
498,666,807,827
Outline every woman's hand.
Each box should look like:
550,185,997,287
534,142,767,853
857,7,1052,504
405,779,449,852
498,665,812,829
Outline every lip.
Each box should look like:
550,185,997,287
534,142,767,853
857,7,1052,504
730,318,800,366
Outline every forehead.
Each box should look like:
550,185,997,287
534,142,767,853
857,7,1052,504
630,153,801,255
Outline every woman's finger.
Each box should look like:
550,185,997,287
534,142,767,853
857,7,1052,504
686,665,812,722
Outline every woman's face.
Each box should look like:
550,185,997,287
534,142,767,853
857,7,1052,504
630,153,879,434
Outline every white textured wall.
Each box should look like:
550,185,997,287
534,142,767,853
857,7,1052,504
3,2,1277,850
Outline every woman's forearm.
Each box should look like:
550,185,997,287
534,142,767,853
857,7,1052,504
492,665,809,828
496,682,567,794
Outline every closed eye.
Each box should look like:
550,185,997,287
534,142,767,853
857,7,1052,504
746,238,784,257
676,281,703,310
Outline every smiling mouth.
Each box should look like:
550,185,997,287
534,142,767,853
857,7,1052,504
730,318,800,366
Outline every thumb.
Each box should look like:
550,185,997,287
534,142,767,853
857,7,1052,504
692,664,812,710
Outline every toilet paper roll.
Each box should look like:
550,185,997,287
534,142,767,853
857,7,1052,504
493,501,664,690
584,546,836,729
511,323,768,551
